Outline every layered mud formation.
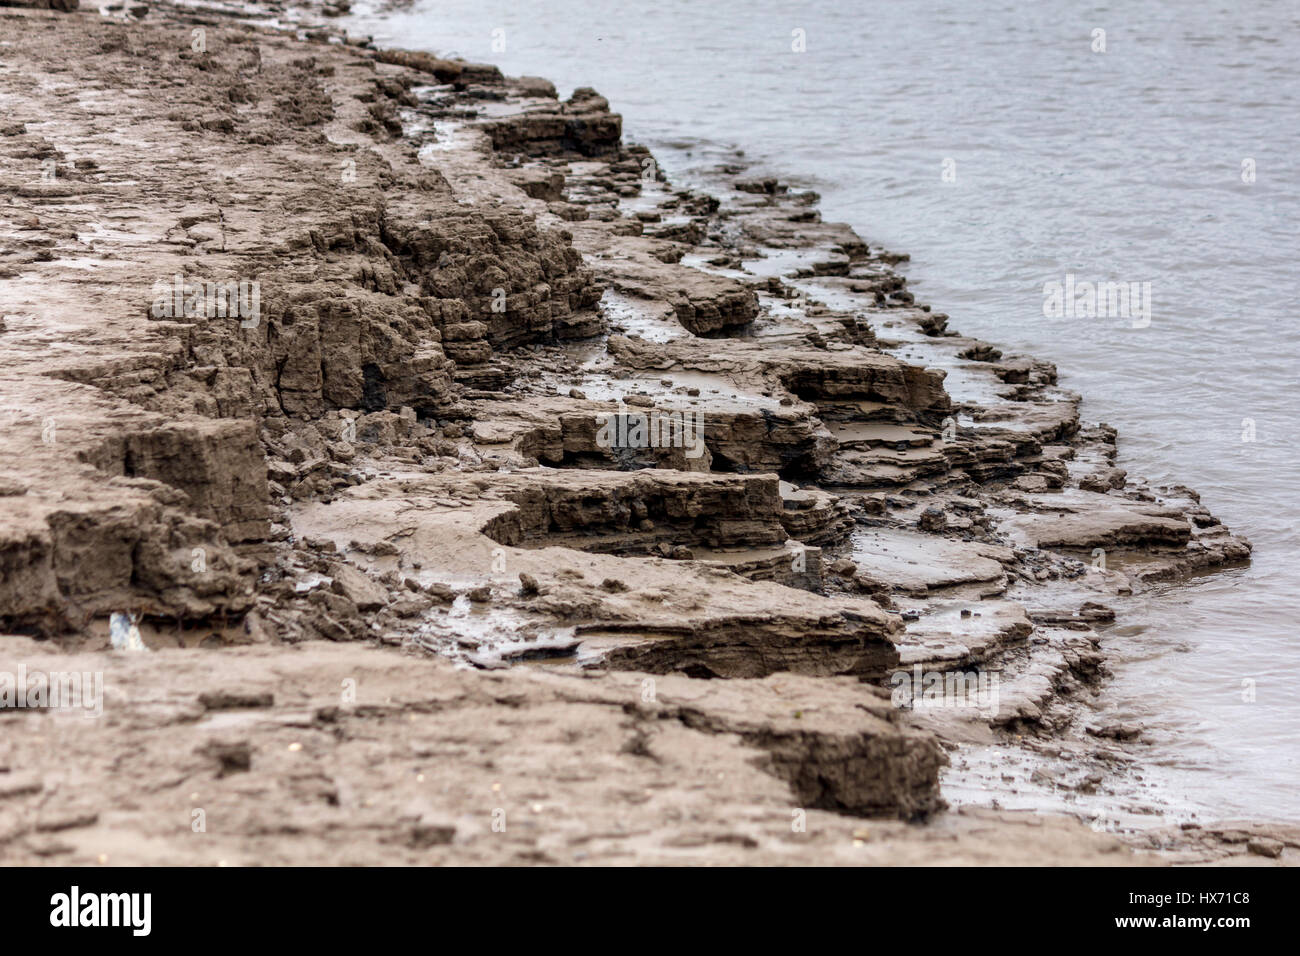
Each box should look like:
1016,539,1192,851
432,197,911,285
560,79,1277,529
0,4,1293,864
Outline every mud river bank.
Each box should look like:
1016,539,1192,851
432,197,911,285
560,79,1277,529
0,1,1295,865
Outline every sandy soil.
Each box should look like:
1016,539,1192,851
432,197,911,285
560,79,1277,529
0,1,1294,865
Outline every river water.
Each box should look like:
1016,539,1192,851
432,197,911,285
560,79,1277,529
339,0,1300,822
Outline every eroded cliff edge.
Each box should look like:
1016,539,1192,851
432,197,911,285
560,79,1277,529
0,4,1292,865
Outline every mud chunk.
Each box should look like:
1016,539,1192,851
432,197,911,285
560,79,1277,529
1247,837,1284,859
1087,723,1143,742
267,460,298,484
1078,601,1115,622
513,76,557,98
389,596,433,618
958,343,1002,361
198,691,274,710
374,49,464,83
35,810,99,833
424,583,456,603
1030,767,1059,787
407,816,457,848
917,506,947,532
328,563,388,611
1079,467,1127,492
7,0,79,9
199,740,252,777
200,115,235,134
0,773,43,800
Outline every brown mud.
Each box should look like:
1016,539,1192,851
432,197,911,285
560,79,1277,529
0,2,1294,864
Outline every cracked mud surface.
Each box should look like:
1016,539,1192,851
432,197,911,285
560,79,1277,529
0,2,1295,865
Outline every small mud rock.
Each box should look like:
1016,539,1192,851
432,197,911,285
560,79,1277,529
329,563,388,612
1247,837,1284,859
1088,723,1143,742
199,740,253,777
198,691,274,710
917,506,947,532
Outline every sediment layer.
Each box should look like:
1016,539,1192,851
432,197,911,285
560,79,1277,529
0,3,1288,865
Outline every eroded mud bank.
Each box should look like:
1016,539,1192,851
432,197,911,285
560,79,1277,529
0,2,1294,865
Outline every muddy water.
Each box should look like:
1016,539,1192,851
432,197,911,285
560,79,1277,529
342,0,1300,821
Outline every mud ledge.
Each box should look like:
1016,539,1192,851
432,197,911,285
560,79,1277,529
0,4,1291,865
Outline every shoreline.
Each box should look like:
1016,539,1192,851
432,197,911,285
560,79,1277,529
0,2,1293,864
